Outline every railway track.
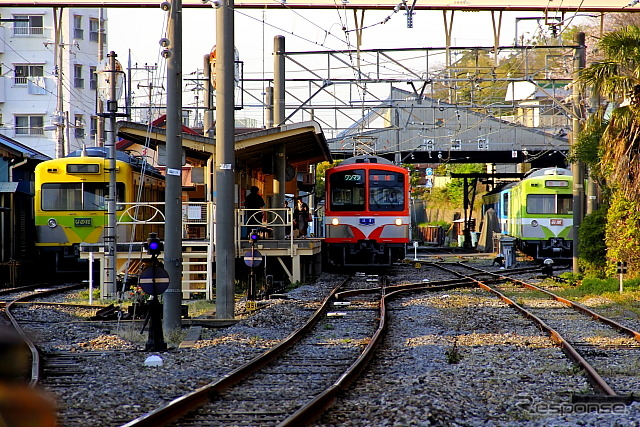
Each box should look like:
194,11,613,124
121,268,484,427
121,273,383,426
432,262,640,401
1,283,87,386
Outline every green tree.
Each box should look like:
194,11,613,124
577,26,640,203
424,163,484,207
578,205,608,277
313,160,341,202
576,25,640,278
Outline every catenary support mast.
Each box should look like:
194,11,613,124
163,0,184,331
215,0,236,319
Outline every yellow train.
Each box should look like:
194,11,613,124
35,147,165,273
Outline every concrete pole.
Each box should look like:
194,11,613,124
571,32,586,274
163,0,184,331
104,52,118,298
53,8,65,159
203,54,215,207
273,36,286,239
265,86,273,128
96,8,105,147
215,0,236,319
203,54,214,139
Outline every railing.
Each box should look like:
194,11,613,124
115,201,295,250
236,207,294,253
13,27,43,36
103,202,299,298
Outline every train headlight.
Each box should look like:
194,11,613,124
47,218,57,228
531,220,538,227
394,218,403,226
331,218,340,226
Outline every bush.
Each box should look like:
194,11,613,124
558,272,582,286
577,277,619,294
605,191,640,278
578,205,607,277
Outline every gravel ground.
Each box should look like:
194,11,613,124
13,259,640,426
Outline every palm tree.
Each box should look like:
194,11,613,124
578,26,640,203
576,25,640,277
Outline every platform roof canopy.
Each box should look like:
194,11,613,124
1,0,637,12
116,120,332,169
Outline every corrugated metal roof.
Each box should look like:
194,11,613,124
116,120,332,169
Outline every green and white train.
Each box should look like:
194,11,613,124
482,167,573,260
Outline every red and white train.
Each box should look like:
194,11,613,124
324,155,410,267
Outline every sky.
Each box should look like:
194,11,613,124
107,6,587,73
105,6,590,128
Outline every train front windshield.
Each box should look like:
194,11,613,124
527,194,572,215
41,183,125,211
369,170,405,211
329,170,366,211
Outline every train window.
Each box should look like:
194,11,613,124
557,194,572,214
527,194,572,215
502,193,509,216
369,170,405,212
329,169,365,211
41,183,125,211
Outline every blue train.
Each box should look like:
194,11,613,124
482,167,573,260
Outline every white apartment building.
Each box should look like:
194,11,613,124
0,7,106,159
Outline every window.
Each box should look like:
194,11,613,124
329,169,366,212
89,66,97,90
368,170,405,212
73,15,83,39
14,65,44,85
502,192,509,216
41,182,125,211
527,194,573,215
74,65,84,89
15,115,44,135
89,18,99,42
13,15,43,36
74,114,85,138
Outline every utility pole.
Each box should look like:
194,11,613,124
104,51,120,298
215,0,236,319
571,32,586,274
163,0,184,332
272,36,286,240
53,8,65,158
96,8,105,147
203,53,214,139
128,63,159,122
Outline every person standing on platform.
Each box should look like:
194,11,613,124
294,197,310,238
244,186,265,237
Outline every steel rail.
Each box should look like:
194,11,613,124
280,277,482,426
121,276,352,427
4,283,86,387
431,262,617,396
335,276,475,299
461,263,640,342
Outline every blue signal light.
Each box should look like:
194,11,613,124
145,232,163,256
